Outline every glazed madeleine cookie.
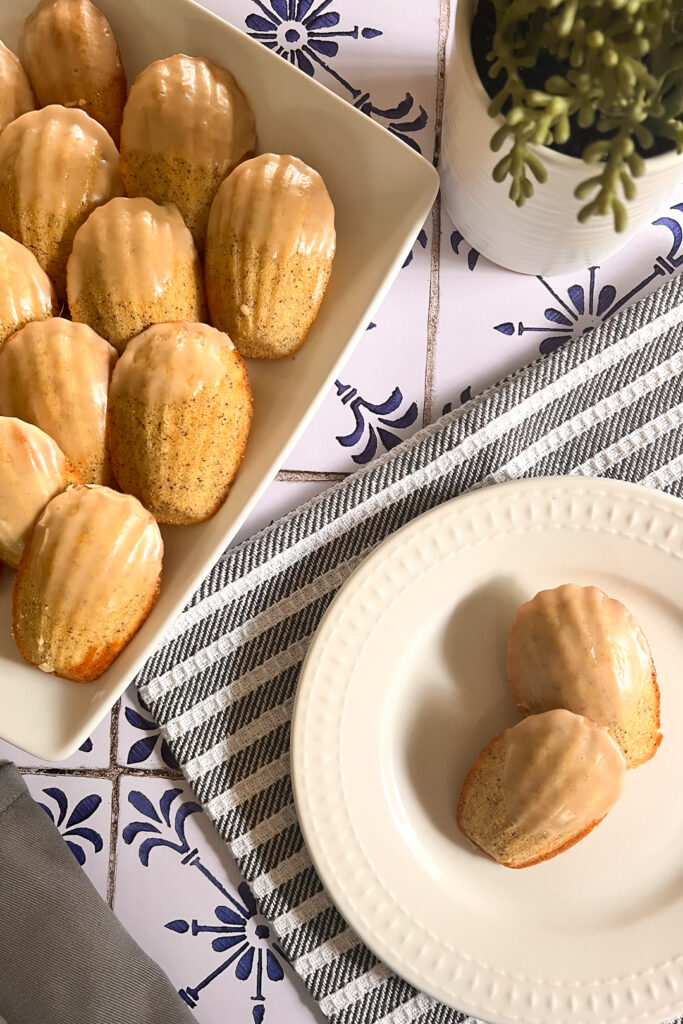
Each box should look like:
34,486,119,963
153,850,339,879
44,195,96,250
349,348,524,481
0,417,81,568
0,105,123,299
0,317,118,484
108,321,252,524
19,0,127,145
0,40,35,133
0,231,57,344
67,197,207,353
13,485,163,682
507,584,661,768
205,154,336,359
457,709,626,869
121,54,255,248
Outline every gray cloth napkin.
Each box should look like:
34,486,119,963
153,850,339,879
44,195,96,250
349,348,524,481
135,275,683,1024
0,763,195,1024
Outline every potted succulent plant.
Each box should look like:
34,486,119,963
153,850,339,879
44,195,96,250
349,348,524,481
441,0,683,275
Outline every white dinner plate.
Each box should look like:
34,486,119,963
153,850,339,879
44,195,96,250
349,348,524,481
292,476,683,1024
0,0,438,760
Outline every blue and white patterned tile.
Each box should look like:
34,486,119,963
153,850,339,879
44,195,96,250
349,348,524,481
117,688,180,771
284,234,432,470
434,190,683,420
114,777,324,1024
22,774,112,898
0,712,111,770
206,0,439,162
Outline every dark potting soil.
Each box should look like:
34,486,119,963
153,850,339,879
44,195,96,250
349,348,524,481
470,0,676,161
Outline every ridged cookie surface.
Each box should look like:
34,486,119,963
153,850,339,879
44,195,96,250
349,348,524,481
0,416,81,568
13,484,163,682
0,317,117,484
0,105,123,299
108,320,252,524
0,231,57,344
205,154,335,358
507,584,661,768
67,196,207,353
0,40,35,133
20,0,127,144
121,54,255,248
457,709,626,868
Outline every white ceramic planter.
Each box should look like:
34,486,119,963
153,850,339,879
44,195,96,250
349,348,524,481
441,0,683,275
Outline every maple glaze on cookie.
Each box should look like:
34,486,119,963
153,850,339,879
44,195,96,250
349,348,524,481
13,485,163,682
205,153,335,359
0,417,81,568
457,709,627,868
507,584,661,767
121,53,255,247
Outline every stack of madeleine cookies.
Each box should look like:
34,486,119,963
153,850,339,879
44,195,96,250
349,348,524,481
0,0,336,684
457,584,661,868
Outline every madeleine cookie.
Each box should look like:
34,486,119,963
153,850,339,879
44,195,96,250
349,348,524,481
0,105,123,299
0,417,81,568
0,40,35,133
121,54,255,248
0,317,118,484
0,231,57,344
13,485,163,682
67,197,207,353
205,154,335,359
457,709,626,869
507,584,661,768
108,321,252,524
19,0,127,145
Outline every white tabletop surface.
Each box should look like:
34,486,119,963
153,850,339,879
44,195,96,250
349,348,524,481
2,1,683,1021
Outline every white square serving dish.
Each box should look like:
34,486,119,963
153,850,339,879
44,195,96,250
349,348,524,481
0,0,439,761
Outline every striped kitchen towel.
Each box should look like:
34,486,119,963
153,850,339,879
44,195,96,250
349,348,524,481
136,274,683,1024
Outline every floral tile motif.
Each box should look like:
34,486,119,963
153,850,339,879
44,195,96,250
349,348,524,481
0,712,111,770
22,774,112,898
241,0,437,157
284,219,432,471
115,777,323,1023
118,688,179,771
433,189,683,420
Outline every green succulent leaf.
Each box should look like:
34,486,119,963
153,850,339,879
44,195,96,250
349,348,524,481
483,0,683,229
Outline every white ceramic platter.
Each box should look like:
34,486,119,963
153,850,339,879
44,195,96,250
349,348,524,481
292,476,683,1024
0,0,438,760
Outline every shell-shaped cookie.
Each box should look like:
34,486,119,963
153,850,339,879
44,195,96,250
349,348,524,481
0,317,117,484
0,40,35,133
108,321,252,524
121,54,255,248
457,709,626,869
0,105,123,300
507,584,660,767
67,197,207,353
205,154,336,359
19,0,127,145
0,416,81,568
13,484,163,682
0,231,57,344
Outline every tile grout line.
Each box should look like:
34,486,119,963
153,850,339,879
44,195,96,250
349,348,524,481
422,0,450,426
107,700,120,908
276,469,349,482
18,765,183,779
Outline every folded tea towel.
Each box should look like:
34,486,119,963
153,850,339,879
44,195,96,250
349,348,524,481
136,274,683,1024
0,763,195,1024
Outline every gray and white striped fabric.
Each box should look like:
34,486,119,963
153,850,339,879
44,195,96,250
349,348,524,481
137,275,683,1024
